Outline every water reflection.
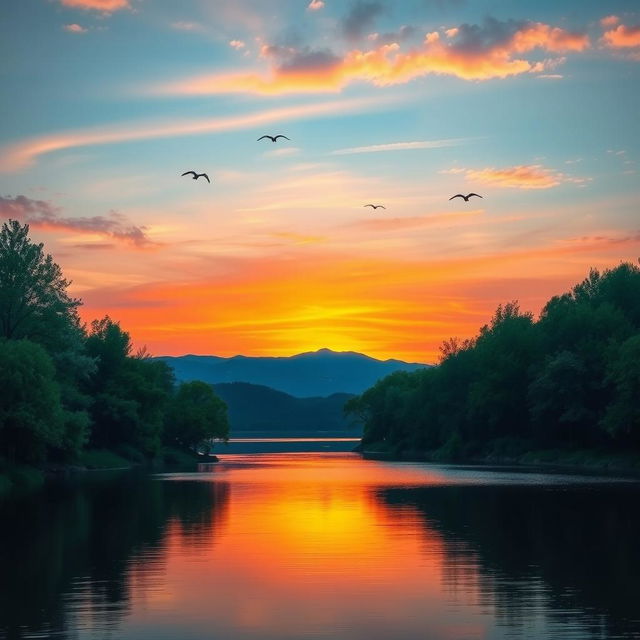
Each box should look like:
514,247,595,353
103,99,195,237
0,472,229,639
1,454,639,640
381,482,640,639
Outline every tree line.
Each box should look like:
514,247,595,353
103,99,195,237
346,260,640,459
0,220,229,467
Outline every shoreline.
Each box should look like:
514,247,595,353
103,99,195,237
360,447,640,476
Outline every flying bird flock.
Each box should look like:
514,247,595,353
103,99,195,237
181,133,484,210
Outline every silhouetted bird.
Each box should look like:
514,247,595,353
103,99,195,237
257,135,290,142
364,204,386,210
449,193,482,201
181,171,210,183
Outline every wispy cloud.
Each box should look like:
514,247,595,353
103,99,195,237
171,21,204,32
331,138,466,155
348,210,484,232
442,164,589,189
263,147,300,158
63,23,88,33
600,15,620,28
0,97,389,171
59,0,130,12
229,39,246,49
158,17,589,96
0,195,156,247
308,0,325,11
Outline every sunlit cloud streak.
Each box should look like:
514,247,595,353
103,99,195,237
331,138,466,155
442,165,589,189
59,0,130,11
0,195,155,247
0,97,388,171
159,18,589,95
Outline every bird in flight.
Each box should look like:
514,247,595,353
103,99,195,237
364,204,386,210
257,135,290,142
449,193,483,201
181,171,210,183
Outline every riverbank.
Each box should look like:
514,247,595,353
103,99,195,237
0,447,219,496
360,441,640,474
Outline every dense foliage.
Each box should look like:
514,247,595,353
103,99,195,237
0,220,229,468
346,262,640,458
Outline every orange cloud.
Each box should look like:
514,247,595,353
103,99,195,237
444,165,588,189
602,24,640,48
160,19,589,95
308,0,325,11
0,97,385,171
60,0,130,10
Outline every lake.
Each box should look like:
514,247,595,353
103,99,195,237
1,451,639,640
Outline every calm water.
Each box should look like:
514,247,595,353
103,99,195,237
2,453,640,640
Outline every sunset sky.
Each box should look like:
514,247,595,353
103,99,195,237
1,0,639,362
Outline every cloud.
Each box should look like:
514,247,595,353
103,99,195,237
263,147,300,158
63,23,88,33
59,0,130,11
602,23,640,48
368,25,417,45
348,210,483,232
0,97,386,171
600,15,620,28
342,2,384,41
331,138,465,155
442,165,588,189
0,195,155,247
308,0,325,11
229,39,246,49
171,21,203,32
160,17,589,95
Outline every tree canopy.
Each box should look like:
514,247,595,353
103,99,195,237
347,262,640,458
0,220,229,467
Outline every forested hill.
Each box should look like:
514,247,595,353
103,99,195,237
346,263,640,463
212,382,356,432
157,349,428,397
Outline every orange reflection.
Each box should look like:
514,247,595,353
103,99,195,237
124,455,489,638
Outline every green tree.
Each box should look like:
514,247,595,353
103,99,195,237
601,335,640,442
85,317,174,457
166,381,229,453
528,351,594,445
0,220,81,348
0,340,64,462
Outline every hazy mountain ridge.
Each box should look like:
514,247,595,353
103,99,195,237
157,348,429,397
212,382,356,432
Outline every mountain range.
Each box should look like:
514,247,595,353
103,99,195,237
157,348,429,397
212,382,356,432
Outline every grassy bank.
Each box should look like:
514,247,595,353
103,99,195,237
0,446,215,498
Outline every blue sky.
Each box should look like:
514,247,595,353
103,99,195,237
1,0,638,360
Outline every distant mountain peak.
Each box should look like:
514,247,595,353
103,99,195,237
156,349,429,397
